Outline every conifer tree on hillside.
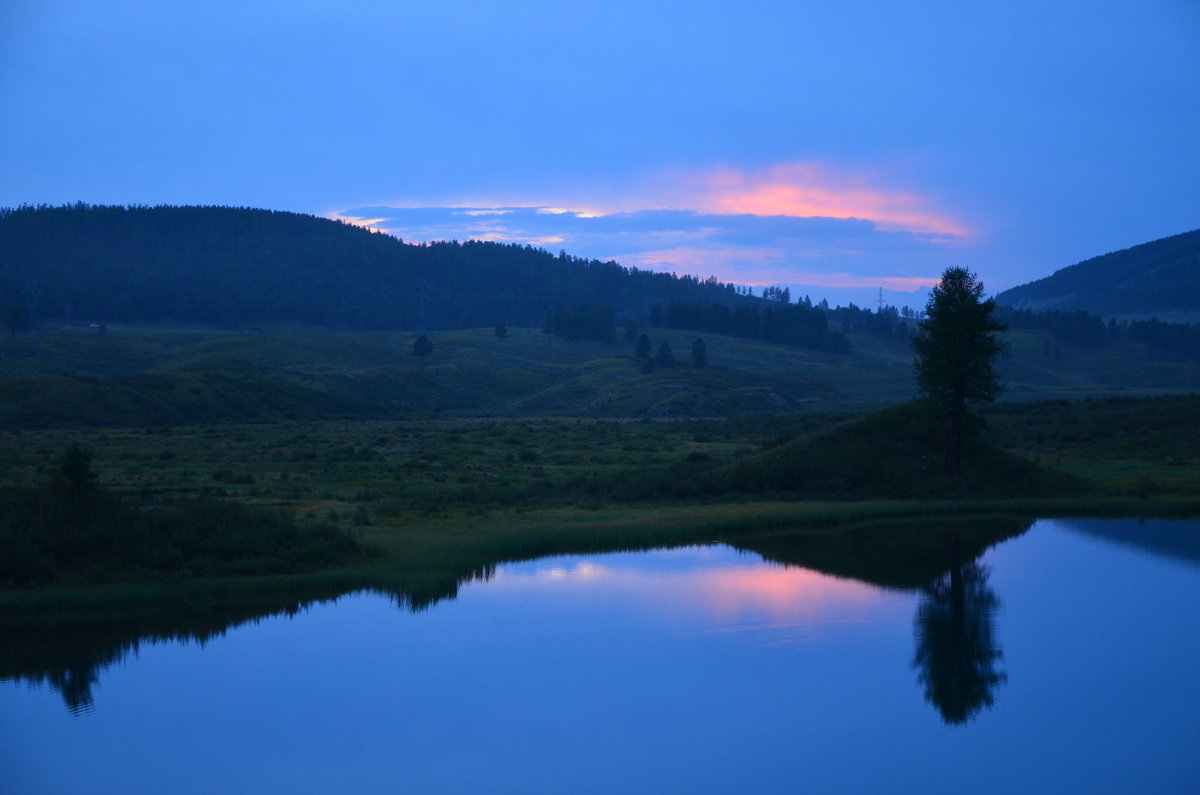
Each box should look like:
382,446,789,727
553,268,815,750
912,267,1007,475
634,333,651,362
413,334,433,366
655,341,675,368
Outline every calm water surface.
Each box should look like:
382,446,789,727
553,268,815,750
3,518,1200,793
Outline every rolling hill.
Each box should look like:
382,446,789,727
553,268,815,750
0,203,762,332
996,228,1200,322
0,321,1196,428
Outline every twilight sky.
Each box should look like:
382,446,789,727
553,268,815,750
2,1,1198,306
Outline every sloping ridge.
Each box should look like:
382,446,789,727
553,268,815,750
996,228,1200,319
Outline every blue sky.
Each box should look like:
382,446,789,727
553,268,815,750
2,1,1198,306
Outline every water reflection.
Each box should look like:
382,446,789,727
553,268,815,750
912,541,1006,724
1057,518,1200,568
2,518,1029,717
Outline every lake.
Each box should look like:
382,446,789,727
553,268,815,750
3,517,1199,793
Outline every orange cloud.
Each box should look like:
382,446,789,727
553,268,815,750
357,159,971,240
325,211,393,234
685,163,971,238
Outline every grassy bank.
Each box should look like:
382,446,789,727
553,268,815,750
0,394,1196,612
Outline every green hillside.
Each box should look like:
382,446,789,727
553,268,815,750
996,228,1200,322
1,321,1196,428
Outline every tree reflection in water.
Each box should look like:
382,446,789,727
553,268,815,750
913,540,1006,725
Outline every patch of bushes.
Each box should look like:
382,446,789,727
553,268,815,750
0,447,375,587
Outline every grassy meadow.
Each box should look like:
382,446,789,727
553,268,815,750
1,322,1197,611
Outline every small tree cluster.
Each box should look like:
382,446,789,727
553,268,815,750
633,335,709,371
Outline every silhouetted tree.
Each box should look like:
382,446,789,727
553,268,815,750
913,538,1006,724
635,333,652,363
691,337,708,368
912,268,1006,475
413,334,432,366
655,341,676,368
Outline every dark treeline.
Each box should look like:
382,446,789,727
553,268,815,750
0,204,765,331
995,306,1108,348
1125,317,1200,360
651,300,853,354
542,304,617,344
827,303,913,342
997,305,1200,360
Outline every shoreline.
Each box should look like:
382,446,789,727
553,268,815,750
5,495,1197,620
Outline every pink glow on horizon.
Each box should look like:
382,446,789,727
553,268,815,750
624,247,938,292
627,246,784,271
782,271,940,290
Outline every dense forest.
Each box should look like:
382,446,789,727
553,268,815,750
0,203,767,332
995,228,1200,319
5,203,1198,364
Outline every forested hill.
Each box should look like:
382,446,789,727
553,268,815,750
995,228,1200,322
0,203,766,330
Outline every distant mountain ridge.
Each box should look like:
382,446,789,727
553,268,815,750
996,228,1200,322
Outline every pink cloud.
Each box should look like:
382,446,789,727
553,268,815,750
681,163,972,238
361,159,972,240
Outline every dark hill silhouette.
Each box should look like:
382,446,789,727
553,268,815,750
996,228,1200,321
0,203,770,332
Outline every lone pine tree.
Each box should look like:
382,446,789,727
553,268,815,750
912,267,1007,475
